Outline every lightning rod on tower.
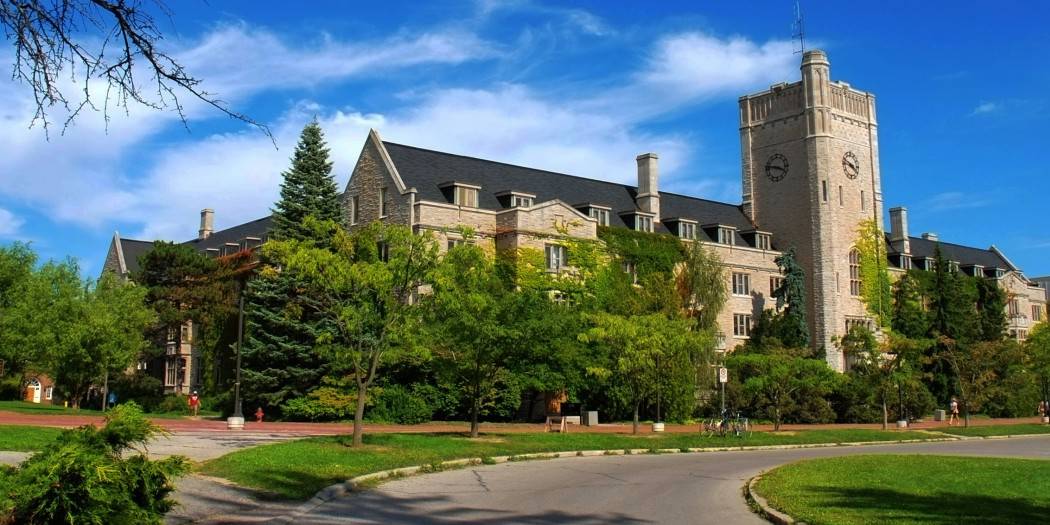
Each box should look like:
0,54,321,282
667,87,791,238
792,1,806,54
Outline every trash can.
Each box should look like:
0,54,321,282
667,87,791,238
934,409,945,422
583,411,599,426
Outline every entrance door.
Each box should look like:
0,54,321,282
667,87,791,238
25,378,41,403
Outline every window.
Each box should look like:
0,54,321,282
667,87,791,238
733,314,752,337
545,244,567,272
1033,305,1044,322
732,272,751,296
756,234,771,250
822,180,828,202
838,185,844,206
589,207,610,226
351,195,360,224
1008,299,1020,316
455,186,478,208
165,358,177,386
901,257,912,270
379,188,388,217
861,190,867,210
679,222,696,240
511,195,533,208
447,238,467,251
849,249,862,296
948,261,960,273
181,324,191,343
718,227,735,245
377,242,390,262
622,260,638,284
166,327,176,343
636,215,654,233
45,386,53,400
770,276,785,297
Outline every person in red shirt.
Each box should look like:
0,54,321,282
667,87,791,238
254,407,265,423
188,391,201,417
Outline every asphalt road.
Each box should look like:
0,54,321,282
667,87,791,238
282,435,1050,525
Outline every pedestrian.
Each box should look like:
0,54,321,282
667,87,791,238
188,391,201,417
107,390,117,409
255,407,265,423
948,397,959,426
1039,400,1047,418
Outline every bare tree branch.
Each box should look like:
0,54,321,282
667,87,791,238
0,0,272,143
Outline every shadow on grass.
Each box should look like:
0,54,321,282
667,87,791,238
808,486,1048,524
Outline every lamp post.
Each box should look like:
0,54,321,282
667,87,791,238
715,332,727,414
227,286,246,430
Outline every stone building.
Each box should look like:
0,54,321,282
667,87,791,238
105,49,1045,373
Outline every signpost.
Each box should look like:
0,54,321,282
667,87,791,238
718,367,728,414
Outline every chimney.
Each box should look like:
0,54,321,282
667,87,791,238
199,209,214,240
635,153,660,220
888,207,910,254
921,232,938,242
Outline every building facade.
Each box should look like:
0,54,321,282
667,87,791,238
105,50,1046,373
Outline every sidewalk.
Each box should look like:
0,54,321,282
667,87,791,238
0,410,1043,435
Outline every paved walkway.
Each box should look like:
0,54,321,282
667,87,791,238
0,410,1042,435
272,435,1050,525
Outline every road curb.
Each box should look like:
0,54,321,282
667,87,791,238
745,475,801,525
261,436,973,524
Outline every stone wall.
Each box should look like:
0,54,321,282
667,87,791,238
343,136,412,230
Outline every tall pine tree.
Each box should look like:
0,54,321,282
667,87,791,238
241,122,341,416
270,121,342,240
772,248,810,349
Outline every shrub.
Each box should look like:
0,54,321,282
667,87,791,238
4,402,188,524
368,385,432,424
110,371,163,412
282,387,357,422
154,394,190,415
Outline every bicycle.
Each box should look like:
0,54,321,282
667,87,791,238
700,417,725,437
730,413,752,439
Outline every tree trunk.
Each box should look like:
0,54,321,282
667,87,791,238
470,379,481,438
774,405,781,431
352,382,367,447
881,398,888,431
632,401,640,435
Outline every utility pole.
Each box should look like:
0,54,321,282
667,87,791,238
227,288,246,429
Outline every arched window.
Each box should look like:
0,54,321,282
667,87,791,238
849,248,862,297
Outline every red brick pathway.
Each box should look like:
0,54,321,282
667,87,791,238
0,410,1042,435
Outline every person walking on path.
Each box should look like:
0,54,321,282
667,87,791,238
948,397,960,426
188,391,201,417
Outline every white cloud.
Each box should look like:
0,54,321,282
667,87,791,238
0,208,23,237
970,101,999,115
924,191,992,212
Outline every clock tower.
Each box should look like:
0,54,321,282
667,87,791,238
738,50,884,371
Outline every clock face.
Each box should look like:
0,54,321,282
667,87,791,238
842,151,859,179
765,153,789,182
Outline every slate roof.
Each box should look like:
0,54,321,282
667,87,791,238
885,233,1010,270
383,141,761,246
116,216,272,275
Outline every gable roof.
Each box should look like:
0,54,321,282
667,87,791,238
381,141,760,245
114,216,272,276
885,233,1010,270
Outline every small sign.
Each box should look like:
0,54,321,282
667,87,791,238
718,367,728,383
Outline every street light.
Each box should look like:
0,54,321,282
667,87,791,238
227,283,246,430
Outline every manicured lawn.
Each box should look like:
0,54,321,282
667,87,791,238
0,400,217,419
755,455,1050,524
937,424,1050,437
0,425,63,452
202,429,937,500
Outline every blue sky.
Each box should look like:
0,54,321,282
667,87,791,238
1,0,1047,276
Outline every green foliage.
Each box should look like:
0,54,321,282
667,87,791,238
728,343,837,430
110,372,164,411
891,273,928,338
1029,323,1050,406
772,248,809,348
596,226,684,277
368,384,433,424
0,242,35,309
266,219,438,445
271,121,342,242
975,278,1007,341
282,386,358,422
854,220,892,327
4,403,188,524
676,241,728,332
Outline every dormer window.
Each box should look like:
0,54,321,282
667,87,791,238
636,214,654,233
205,248,220,258
497,190,536,209
994,268,1006,279
679,222,696,240
441,182,481,208
223,243,239,256
948,261,960,273
587,206,611,226
756,233,771,250
718,228,734,245
512,195,533,208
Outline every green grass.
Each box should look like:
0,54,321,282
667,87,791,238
936,424,1050,437
0,425,63,451
201,429,937,500
754,455,1050,525
0,400,218,419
